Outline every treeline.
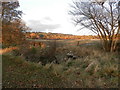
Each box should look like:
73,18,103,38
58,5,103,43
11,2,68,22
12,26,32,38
25,32,99,40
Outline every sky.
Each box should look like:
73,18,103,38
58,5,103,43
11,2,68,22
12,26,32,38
19,0,94,35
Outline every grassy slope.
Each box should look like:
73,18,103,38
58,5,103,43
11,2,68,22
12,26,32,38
2,39,120,88
2,55,68,88
3,52,119,88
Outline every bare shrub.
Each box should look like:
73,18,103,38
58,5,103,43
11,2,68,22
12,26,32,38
12,40,59,65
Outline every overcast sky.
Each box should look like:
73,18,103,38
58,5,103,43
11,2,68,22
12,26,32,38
19,0,94,35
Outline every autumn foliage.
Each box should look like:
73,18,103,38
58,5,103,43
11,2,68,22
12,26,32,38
2,20,27,46
2,1,28,47
25,32,99,40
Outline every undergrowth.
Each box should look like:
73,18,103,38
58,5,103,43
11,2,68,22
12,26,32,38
2,40,120,88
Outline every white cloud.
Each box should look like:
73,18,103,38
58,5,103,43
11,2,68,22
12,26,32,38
19,0,94,35
27,20,61,32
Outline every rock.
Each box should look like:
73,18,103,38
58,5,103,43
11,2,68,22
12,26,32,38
72,56,77,59
66,51,78,60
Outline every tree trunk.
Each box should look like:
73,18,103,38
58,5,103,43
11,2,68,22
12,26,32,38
102,39,117,52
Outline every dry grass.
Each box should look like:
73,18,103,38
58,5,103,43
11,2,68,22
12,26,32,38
0,47,18,55
3,39,120,88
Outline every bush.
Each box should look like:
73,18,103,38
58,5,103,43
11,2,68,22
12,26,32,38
12,41,58,65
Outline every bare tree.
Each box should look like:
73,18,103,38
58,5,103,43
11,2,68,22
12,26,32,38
69,0,120,52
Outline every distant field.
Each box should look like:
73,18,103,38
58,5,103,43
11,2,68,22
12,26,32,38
27,39,101,48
